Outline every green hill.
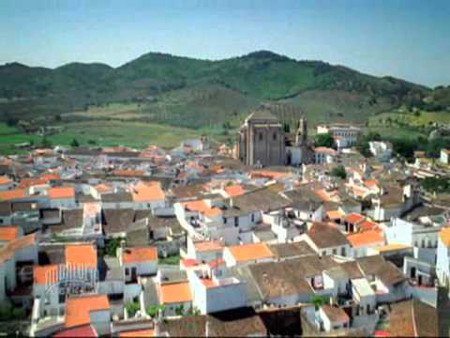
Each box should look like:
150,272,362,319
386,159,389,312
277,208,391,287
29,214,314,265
0,50,439,128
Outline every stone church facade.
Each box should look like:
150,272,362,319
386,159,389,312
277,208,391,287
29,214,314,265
238,108,313,167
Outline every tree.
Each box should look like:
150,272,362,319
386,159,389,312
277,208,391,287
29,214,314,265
314,133,334,148
126,302,140,317
331,165,347,179
70,138,80,147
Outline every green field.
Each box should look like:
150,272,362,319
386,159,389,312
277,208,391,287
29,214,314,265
0,121,209,155
368,110,450,139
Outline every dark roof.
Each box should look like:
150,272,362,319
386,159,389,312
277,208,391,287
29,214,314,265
284,188,323,211
161,316,206,337
48,209,83,232
307,222,350,249
258,306,302,336
246,108,279,123
101,192,133,203
388,299,438,337
0,201,12,216
208,307,267,337
12,201,38,212
233,188,291,213
357,255,406,285
102,208,135,235
38,244,66,265
269,242,316,259
248,256,333,300
340,261,364,279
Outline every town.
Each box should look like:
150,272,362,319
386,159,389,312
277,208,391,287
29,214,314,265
0,108,449,337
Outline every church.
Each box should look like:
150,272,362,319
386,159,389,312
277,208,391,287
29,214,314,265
238,108,314,167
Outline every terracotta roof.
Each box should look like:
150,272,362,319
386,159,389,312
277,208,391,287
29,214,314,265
48,187,75,200
181,200,222,218
112,169,146,177
347,230,385,248
132,181,165,202
0,226,20,241
65,294,110,328
344,213,365,224
0,175,12,185
122,246,158,264
194,240,223,252
0,233,37,264
359,220,379,231
0,189,26,201
314,147,337,156
65,244,97,269
120,329,155,337
364,179,379,188
227,243,274,263
54,324,98,337
439,227,450,247
34,264,59,285
378,243,411,253
326,210,345,220
160,282,192,304
224,185,245,197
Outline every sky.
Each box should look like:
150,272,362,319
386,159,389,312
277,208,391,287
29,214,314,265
1,0,449,87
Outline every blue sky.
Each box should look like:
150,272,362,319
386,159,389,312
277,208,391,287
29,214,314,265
1,0,449,87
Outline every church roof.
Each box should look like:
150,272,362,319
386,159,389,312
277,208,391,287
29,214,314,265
245,108,279,123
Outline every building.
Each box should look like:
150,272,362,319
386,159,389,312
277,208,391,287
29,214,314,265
316,123,362,149
238,109,285,166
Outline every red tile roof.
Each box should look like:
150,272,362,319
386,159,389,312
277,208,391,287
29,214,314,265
65,295,110,328
122,247,158,264
48,187,75,200
0,226,20,241
65,244,97,269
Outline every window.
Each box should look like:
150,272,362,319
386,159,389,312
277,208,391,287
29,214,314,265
259,133,263,141
223,217,227,224
234,217,239,227
341,247,346,256
273,132,277,141
251,214,255,222
125,268,130,276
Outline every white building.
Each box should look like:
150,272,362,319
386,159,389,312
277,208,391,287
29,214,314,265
316,124,362,149
369,141,393,162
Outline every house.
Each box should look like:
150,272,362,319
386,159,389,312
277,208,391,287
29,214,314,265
47,187,76,208
131,181,166,210
268,241,316,260
317,304,350,332
64,294,111,335
186,238,223,262
436,227,450,288
188,261,247,314
159,281,193,316
223,243,275,267
0,233,38,304
316,124,361,149
118,246,158,282
303,222,351,257
357,255,409,304
369,141,393,162
314,147,337,164
347,229,385,258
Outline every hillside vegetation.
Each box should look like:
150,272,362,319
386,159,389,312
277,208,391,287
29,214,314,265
0,50,436,129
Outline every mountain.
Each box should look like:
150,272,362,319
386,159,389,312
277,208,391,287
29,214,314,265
0,50,436,127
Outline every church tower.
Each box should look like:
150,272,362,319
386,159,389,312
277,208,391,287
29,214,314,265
296,116,307,145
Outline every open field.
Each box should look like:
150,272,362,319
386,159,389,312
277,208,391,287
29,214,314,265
368,110,450,139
